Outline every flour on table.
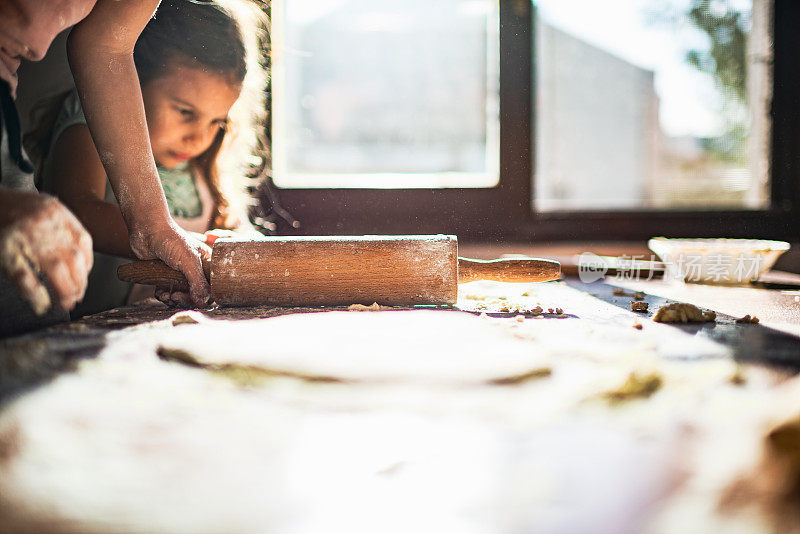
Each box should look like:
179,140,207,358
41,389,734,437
156,310,551,384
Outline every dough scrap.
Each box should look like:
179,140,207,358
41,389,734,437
603,371,662,403
170,310,208,325
347,302,385,312
653,303,716,323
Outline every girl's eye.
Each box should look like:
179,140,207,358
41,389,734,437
176,107,194,118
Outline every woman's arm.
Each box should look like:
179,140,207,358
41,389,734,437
50,124,134,259
67,0,211,306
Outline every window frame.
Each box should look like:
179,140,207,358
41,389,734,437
268,0,800,242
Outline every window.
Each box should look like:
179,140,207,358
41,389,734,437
271,0,500,189
267,0,800,241
534,0,771,212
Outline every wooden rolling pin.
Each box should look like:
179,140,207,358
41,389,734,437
117,235,560,307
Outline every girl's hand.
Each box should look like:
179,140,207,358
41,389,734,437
128,219,212,308
0,189,93,314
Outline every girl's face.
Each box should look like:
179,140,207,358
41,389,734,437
141,63,242,169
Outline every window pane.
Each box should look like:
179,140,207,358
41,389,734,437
272,0,500,189
533,0,772,211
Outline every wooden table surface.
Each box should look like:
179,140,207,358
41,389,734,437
0,278,799,533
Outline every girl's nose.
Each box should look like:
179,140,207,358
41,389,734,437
184,125,212,150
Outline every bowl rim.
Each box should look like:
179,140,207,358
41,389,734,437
648,237,790,252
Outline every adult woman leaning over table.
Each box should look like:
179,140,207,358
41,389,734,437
0,0,210,337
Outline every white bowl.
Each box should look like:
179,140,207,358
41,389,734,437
647,237,790,284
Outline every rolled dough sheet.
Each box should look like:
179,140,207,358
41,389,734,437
157,310,550,384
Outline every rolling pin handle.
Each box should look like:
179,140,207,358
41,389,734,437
117,258,211,290
457,257,561,284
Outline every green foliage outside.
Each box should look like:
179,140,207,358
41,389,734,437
684,0,748,105
686,0,749,163
648,0,751,162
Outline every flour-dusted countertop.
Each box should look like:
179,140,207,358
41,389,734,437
0,279,799,533
614,277,800,339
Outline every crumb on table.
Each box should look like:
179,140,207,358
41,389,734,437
729,367,747,385
735,314,760,324
631,301,649,312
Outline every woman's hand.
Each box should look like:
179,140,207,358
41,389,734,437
0,189,93,314
151,229,242,307
129,219,212,308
